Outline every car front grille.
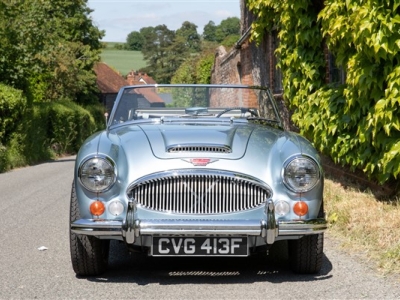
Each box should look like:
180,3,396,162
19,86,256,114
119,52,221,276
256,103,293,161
127,170,272,214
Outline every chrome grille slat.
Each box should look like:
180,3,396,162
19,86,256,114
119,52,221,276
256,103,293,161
128,172,272,214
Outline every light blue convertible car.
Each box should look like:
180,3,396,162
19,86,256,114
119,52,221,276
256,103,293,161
70,84,327,276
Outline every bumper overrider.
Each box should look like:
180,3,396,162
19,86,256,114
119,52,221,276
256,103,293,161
71,200,328,245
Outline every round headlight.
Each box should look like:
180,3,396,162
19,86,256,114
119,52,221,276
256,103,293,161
283,156,320,193
79,157,116,192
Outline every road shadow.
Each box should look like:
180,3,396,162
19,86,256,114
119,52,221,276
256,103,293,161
84,239,333,285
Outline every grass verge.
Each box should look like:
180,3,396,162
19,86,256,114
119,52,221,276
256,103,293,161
324,177,400,276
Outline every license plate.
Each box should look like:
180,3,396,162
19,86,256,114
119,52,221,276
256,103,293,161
152,236,248,256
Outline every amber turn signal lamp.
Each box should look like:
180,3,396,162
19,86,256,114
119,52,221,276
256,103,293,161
90,200,105,216
293,201,308,217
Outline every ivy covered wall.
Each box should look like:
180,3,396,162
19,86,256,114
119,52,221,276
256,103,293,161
247,0,400,184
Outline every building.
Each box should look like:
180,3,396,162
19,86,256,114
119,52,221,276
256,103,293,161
126,71,157,85
94,62,129,114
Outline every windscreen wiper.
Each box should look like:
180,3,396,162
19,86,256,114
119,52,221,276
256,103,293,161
216,107,258,118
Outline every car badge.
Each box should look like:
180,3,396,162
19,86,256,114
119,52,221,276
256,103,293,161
182,158,218,166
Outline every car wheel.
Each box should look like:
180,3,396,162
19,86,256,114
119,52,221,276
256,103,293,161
288,233,324,274
69,181,110,276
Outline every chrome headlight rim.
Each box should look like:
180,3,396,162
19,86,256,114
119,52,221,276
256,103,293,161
282,155,321,193
78,155,117,193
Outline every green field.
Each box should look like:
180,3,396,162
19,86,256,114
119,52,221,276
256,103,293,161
100,42,147,76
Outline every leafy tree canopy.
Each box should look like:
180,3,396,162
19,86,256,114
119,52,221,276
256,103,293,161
0,0,104,104
171,50,215,85
133,16,241,83
140,25,191,83
176,21,201,52
203,17,240,43
203,21,218,42
126,31,145,51
215,17,240,42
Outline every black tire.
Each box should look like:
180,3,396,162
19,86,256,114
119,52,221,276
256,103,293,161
288,233,324,274
69,181,110,276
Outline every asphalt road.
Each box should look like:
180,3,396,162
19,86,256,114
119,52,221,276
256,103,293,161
0,156,399,299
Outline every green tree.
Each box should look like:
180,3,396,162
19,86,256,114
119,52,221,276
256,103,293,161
0,0,104,104
203,17,240,43
113,43,125,50
159,36,190,82
126,31,145,51
215,17,240,42
203,21,217,42
141,24,190,83
176,21,201,52
172,47,214,84
141,25,175,81
140,26,156,42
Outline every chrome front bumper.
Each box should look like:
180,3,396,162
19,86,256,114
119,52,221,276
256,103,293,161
71,200,327,246
71,199,327,245
71,218,327,241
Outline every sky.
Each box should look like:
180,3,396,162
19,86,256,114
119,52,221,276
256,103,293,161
87,0,241,42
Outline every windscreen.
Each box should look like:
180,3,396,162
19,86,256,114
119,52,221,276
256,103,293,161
109,85,280,126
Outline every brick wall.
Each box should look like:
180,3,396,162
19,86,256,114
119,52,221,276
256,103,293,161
211,46,241,85
210,41,259,108
211,0,289,125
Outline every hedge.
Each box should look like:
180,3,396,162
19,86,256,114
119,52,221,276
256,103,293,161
0,97,105,172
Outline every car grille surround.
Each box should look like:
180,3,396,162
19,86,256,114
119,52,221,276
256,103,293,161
127,170,272,214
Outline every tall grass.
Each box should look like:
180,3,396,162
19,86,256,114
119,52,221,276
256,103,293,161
324,178,400,275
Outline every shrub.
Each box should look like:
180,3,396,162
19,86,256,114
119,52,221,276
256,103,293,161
84,103,107,132
0,83,27,145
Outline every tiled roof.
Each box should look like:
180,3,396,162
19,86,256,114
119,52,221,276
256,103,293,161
94,62,128,94
126,71,157,85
